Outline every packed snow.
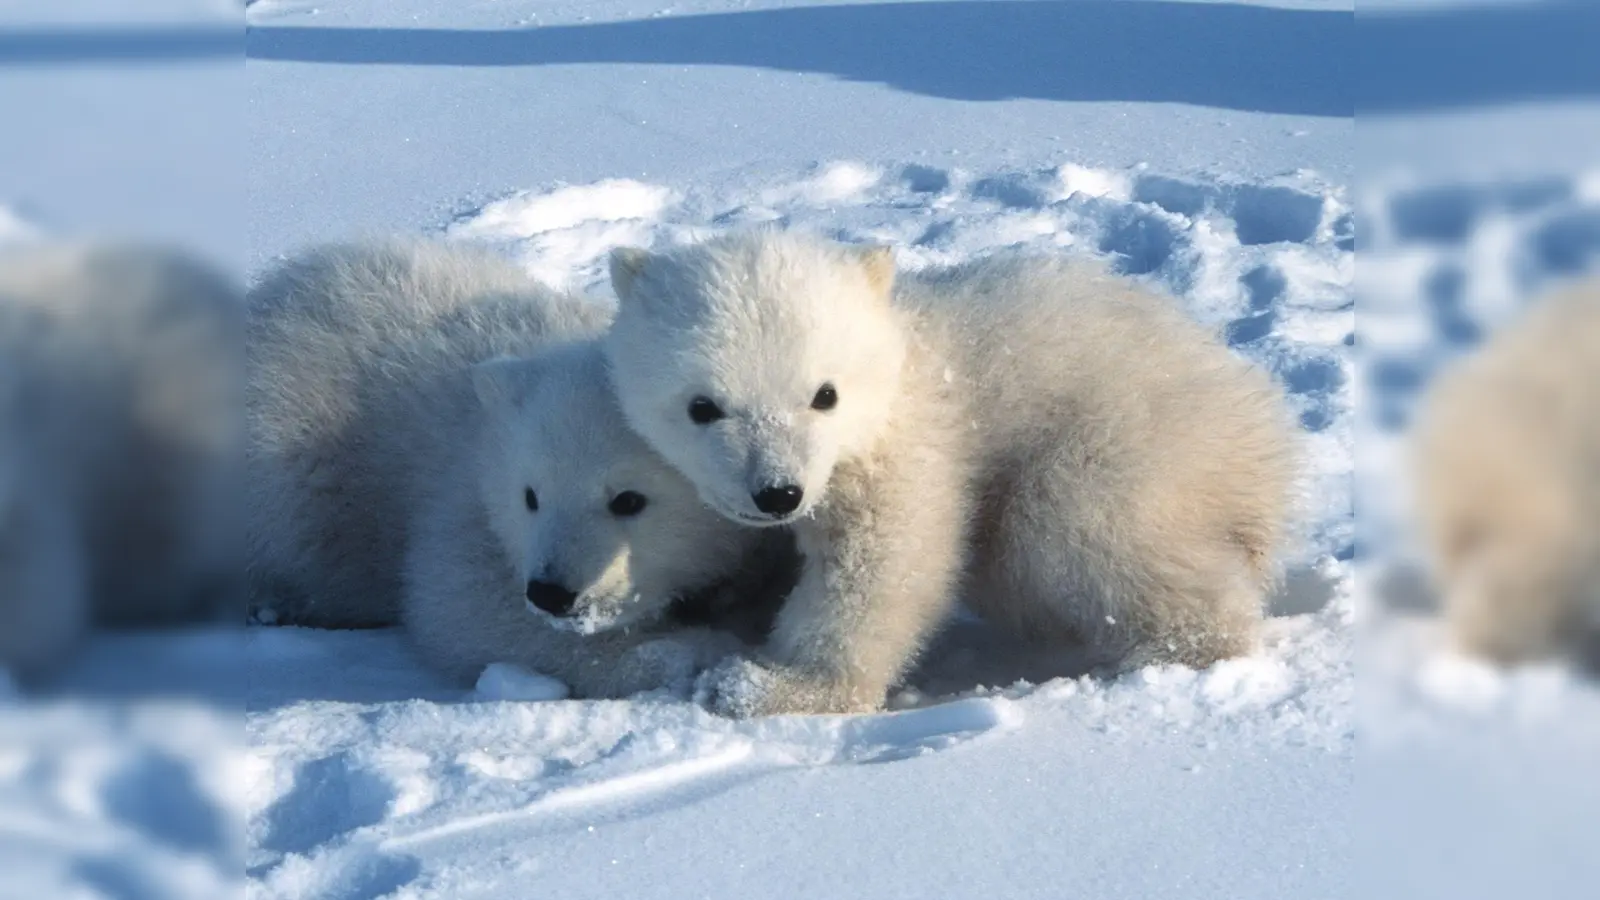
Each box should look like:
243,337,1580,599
4,0,1600,897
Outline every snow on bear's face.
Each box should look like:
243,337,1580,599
470,343,752,634
603,231,906,527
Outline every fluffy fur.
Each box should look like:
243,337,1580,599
247,239,788,697
403,340,794,695
1412,277,1600,667
0,241,241,678
246,238,608,626
605,230,1298,716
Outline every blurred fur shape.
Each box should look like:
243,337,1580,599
0,241,242,680
1413,277,1600,668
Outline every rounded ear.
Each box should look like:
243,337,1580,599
855,244,896,298
609,246,654,303
470,356,538,411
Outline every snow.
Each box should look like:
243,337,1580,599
445,180,675,245
6,0,1600,896
241,0,1353,273
472,664,572,703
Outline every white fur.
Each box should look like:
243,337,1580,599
246,238,608,626
1412,278,1600,667
605,230,1298,715
403,341,793,695
246,239,788,697
0,242,240,679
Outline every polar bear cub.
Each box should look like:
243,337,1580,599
246,239,785,697
247,238,612,626
1412,277,1600,668
404,340,793,694
0,242,240,680
604,230,1298,716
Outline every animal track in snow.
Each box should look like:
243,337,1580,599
246,689,1018,881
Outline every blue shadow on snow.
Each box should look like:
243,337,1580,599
240,1,1600,115
242,0,1352,116
0,25,238,64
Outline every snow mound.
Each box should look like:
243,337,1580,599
447,179,676,289
473,663,570,703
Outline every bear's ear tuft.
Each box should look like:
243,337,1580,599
855,244,896,299
609,246,655,304
470,356,537,411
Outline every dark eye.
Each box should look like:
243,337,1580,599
609,491,649,517
687,396,724,425
524,487,538,512
811,383,838,411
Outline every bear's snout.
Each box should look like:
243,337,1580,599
752,484,803,517
526,580,578,617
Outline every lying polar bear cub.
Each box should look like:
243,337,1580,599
246,239,791,698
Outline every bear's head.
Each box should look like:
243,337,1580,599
470,341,757,634
603,229,907,527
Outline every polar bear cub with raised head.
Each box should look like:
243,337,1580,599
404,339,792,694
604,230,1298,716
1412,277,1600,668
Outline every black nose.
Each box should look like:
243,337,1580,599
752,484,804,516
526,580,578,617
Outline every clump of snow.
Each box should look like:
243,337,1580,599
474,663,571,702
1054,163,1132,202
448,179,675,242
448,179,675,290
761,160,882,207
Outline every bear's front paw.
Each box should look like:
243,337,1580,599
610,637,706,697
693,657,875,718
692,656,777,718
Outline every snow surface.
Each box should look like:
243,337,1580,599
242,0,1355,272
6,0,1600,897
